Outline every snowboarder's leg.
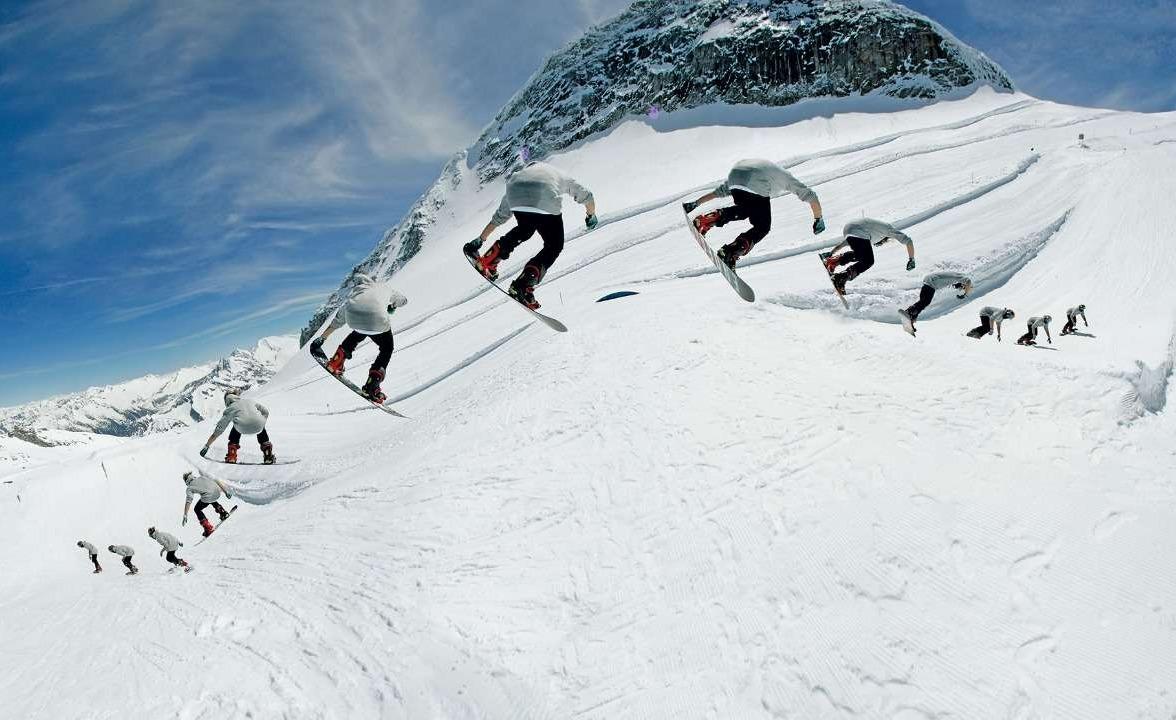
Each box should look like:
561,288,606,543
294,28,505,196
906,284,936,320
210,501,230,521
91,554,102,573
257,429,276,465
510,213,564,309
362,331,394,403
968,315,993,339
328,331,365,375
718,190,770,267
225,428,241,463
494,213,539,262
1017,331,1033,345
122,557,135,574
844,236,875,276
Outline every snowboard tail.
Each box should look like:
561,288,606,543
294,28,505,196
818,252,849,309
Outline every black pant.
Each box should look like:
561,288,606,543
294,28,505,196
906,284,936,319
717,189,772,250
194,499,228,523
228,427,270,446
339,330,395,374
165,550,185,566
90,554,102,571
121,556,136,572
968,316,993,337
837,236,875,278
496,211,565,283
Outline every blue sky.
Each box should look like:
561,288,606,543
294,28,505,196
0,0,1172,406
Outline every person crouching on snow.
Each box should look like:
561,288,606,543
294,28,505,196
310,273,408,404
181,470,233,537
967,306,1015,341
899,271,973,333
148,527,189,571
1017,315,1052,346
201,390,273,464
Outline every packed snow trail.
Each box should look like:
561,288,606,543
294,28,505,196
3,90,1176,719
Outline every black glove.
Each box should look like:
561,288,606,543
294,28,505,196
812,217,825,234
309,337,325,359
906,258,916,271
682,200,698,214
463,239,483,257
199,446,208,458
585,214,598,230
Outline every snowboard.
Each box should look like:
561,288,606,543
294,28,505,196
818,252,849,309
463,251,568,332
194,505,238,545
682,207,755,302
311,352,409,418
201,457,301,466
898,309,916,337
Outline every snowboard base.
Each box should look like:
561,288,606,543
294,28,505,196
201,458,300,466
194,505,238,545
464,251,568,331
818,252,849,309
312,354,409,417
683,207,755,302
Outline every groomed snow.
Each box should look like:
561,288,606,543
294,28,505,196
3,88,1176,719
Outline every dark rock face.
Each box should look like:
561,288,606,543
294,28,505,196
300,0,1012,342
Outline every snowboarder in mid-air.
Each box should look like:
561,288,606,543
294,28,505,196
200,390,274,464
1060,304,1088,335
182,470,233,537
77,540,102,573
822,218,917,294
108,544,137,575
898,271,973,335
310,273,408,403
148,527,189,571
464,162,597,309
967,306,1016,341
682,158,824,268
1017,315,1053,345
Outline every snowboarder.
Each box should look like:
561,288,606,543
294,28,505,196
1060,304,1088,335
967,306,1016,341
309,273,408,403
822,218,917,294
77,540,102,573
1016,315,1053,345
898,271,973,333
108,544,137,575
464,162,597,309
148,527,189,571
682,158,824,268
200,390,274,464
181,470,233,537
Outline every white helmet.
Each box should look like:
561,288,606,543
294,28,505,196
183,471,195,484
223,390,241,406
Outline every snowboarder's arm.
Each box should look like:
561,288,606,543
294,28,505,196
827,237,849,255
213,477,233,499
1045,325,1052,343
257,403,269,419
387,290,408,313
1081,311,1088,327
483,195,512,237
684,191,720,213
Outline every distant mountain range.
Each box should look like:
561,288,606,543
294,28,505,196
0,336,298,447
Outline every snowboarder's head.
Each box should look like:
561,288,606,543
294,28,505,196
351,272,375,290
223,390,241,406
954,279,973,299
183,470,195,485
1002,309,1015,319
76,540,84,548
1077,304,1085,312
147,526,156,537
107,545,115,552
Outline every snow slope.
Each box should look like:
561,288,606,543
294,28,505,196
3,89,1176,719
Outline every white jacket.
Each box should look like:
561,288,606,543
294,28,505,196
151,531,181,553
922,271,971,290
491,162,594,223
843,218,913,248
109,545,134,557
79,541,98,555
328,274,409,335
715,159,818,202
214,397,269,436
185,472,225,504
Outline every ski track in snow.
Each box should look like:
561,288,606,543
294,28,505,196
4,93,1176,719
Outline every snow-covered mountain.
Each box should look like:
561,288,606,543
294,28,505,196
301,0,1012,343
0,336,298,446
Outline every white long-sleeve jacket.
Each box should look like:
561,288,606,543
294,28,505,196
213,397,269,436
491,162,594,224
185,472,226,504
714,159,818,202
979,306,1014,335
843,218,913,248
109,545,134,557
327,274,409,335
922,271,971,290
79,541,98,556
151,531,181,553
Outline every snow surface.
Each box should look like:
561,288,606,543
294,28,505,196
3,88,1176,719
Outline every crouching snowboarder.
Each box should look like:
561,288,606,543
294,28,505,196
1060,304,1088,335
898,271,973,334
1017,316,1053,345
310,273,408,403
148,527,189,571
182,470,233,537
77,540,102,573
108,544,137,575
464,162,597,309
682,158,824,268
967,306,1015,341
822,218,917,294
201,390,274,464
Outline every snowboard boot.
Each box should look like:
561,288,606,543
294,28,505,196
692,210,722,236
717,237,753,269
831,271,849,294
475,242,503,281
261,441,276,465
93,567,102,574
509,265,543,310
361,367,387,404
224,443,240,464
326,347,348,376
823,252,842,275
201,518,216,537
214,503,230,521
